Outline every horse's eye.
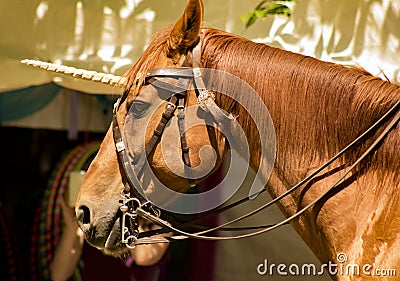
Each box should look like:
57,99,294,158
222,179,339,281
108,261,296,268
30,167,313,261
130,101,150,118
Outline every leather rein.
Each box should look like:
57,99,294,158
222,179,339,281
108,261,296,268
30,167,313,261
111,38,400,248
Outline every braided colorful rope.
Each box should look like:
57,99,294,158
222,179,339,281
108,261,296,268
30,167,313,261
29,141,100,280
0,204,24,281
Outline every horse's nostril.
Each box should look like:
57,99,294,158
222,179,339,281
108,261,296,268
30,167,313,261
77,205,91,225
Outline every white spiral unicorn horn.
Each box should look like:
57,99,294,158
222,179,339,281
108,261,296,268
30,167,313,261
21,59,127,87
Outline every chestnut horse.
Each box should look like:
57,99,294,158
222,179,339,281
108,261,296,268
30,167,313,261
25,0,399,279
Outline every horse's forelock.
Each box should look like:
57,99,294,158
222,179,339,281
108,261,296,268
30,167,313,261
123,25,175,99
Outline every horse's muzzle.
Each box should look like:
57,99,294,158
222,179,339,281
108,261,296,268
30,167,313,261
76,203,127,254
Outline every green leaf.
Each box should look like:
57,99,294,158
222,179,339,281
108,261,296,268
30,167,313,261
240,12,254,23
242,0,293,29
246,15,259,29
255,8,269,19
265,4,292,17
255,0,270,10
240,12,259,29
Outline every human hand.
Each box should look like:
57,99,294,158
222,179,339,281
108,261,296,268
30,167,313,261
130,219,171,266
58,195,79,231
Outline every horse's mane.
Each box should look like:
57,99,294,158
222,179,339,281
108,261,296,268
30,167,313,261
122,25,399,190
201,28,400,187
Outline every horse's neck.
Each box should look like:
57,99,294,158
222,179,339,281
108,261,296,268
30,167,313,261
203,31,400,268
246,60,400,269
203,32,399,183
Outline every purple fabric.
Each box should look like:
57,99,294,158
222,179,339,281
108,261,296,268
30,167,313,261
125,253,169,281
82,244,168,281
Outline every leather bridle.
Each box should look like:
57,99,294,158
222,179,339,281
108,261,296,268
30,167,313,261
111,36,400,248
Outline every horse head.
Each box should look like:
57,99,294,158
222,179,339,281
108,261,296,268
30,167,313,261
70,0,229,254
22,0,275,257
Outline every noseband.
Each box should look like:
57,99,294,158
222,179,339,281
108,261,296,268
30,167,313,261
112,37,400,248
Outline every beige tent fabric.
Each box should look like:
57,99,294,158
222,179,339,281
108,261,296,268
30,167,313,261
253,0,400,83
3,0,398,130
1,0,398,93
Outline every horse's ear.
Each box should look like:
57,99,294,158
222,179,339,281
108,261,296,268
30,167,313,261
167,0,203,60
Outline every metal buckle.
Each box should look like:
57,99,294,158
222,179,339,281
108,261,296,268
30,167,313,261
120,196,141,249
116,141,126,152
167,101,177,110
141,201,162,218
197,89,215,111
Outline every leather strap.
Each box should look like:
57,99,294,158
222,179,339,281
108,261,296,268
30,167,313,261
145,95,179,157
147,67,194,79
112,102,148,203
177,96,191,167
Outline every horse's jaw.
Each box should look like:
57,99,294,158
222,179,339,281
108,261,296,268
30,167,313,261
81,215,136,258
102,218,126,255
